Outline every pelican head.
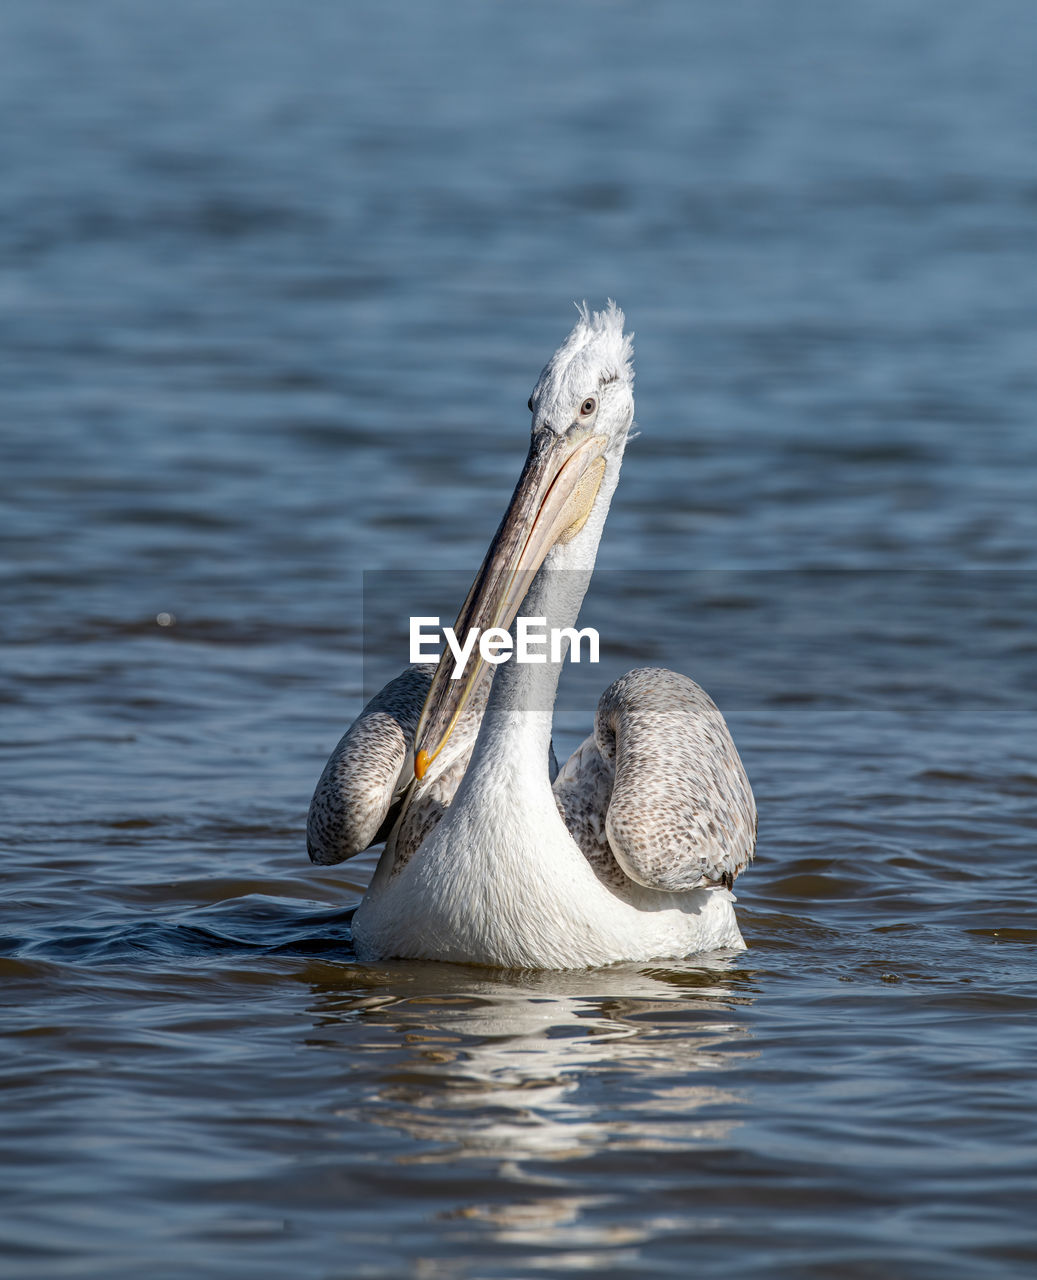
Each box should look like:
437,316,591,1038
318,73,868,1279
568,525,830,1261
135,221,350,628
414,302,635,780
529,300,635,453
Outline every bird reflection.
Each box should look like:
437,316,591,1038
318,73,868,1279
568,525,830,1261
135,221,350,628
303,961,757,1169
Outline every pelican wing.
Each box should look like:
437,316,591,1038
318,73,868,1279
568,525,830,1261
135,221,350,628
555,668,757,892
307,667,433,866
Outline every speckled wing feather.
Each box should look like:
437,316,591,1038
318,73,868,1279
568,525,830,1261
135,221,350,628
307,667,433,866
310,665,562,871
387,685,484,870
554,667,757,892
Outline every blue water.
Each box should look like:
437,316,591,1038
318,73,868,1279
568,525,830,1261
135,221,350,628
2,1,1036,1276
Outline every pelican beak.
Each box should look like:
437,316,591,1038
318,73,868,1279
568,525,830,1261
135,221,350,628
413,429,607,780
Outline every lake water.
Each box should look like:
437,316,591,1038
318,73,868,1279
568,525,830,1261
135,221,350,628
2,1,1036,1276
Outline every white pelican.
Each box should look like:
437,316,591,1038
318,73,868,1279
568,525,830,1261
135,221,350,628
308,303,756,968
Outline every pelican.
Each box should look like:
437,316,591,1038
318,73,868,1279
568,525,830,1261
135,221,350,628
308,303,756,968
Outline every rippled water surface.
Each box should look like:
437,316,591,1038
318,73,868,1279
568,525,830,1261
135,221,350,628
2,1,1036,1276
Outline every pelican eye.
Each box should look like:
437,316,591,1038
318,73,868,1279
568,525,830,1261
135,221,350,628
579,396,597,418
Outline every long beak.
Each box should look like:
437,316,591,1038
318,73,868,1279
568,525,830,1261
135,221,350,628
413,429,607,780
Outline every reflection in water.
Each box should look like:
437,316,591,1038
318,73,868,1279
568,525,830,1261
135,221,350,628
301,961,757,1260
306,960,756,1164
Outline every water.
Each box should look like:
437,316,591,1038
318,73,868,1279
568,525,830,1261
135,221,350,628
2,1,1036,1275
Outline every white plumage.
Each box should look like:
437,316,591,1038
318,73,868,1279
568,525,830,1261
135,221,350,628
308,303,756,968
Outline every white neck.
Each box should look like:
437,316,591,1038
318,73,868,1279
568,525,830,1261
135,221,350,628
459,445,625,803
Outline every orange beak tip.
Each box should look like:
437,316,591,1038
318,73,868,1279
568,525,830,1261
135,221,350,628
415,749,430,781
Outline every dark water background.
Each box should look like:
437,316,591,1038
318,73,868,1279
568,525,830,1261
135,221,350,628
2,2,1036,1276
